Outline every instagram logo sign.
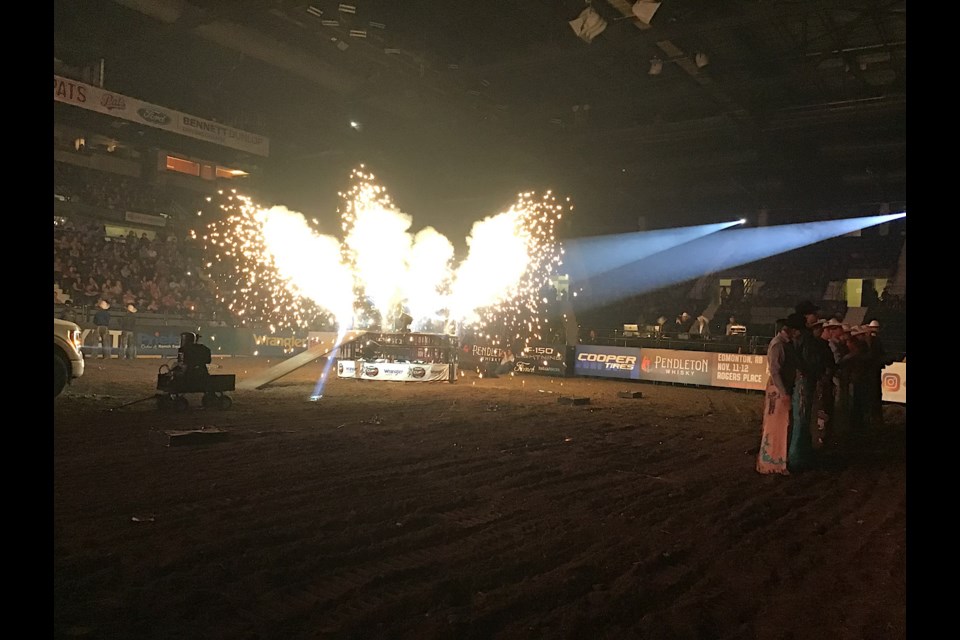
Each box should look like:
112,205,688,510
882,372,901,392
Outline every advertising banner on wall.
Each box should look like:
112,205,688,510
574,345,642,379
54,74,270,156
337,360,454,382
459,342,504,372
80,326,309,358
82,327,190,358
248,330,311,357
637,348,767,390
514,343,572,377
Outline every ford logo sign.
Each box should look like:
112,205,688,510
337,362,343,375
137,107,170,125
363,366,379,377
410,366,426,379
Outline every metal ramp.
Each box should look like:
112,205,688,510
236,331,363,390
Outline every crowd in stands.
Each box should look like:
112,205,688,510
54,217,228,321
55,162,173,216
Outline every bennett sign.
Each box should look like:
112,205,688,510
54,74,270,156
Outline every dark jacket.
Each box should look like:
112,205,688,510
120,312,137,332
93,309,111,327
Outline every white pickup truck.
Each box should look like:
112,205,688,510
54,318,85,397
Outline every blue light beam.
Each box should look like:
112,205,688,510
562,220,740,280
309,328,353,401
580,213,904,308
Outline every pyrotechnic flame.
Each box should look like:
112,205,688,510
198,171,569,347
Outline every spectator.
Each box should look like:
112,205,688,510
495,347,516,375
725,316,741,336
690,314,710,338
82,276,101,306
58,299,80,324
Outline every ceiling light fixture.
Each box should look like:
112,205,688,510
349,29,367,38
695,52,709,68
369,21,386,29
338,4,356,14
648,58,663,75
306,5,322,18
321,18,339,26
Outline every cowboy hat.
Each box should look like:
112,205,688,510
97,300,110,310
127,304,138,313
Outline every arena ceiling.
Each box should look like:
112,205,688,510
54,0,906,236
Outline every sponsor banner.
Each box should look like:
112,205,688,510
337,360,358,378
250,331,310,356
881,362,906,403
515,343,572,376
637,348,767,390
338,360,453,381
710,352,768,389
81,327,236,358
459,342,503,371
54,74,270,157
574,345,642,379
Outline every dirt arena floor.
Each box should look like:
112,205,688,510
53,356,906,640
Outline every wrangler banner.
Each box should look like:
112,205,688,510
337,360,455,382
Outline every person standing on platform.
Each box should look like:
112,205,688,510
822,319,848,442
119,304,138,360
861,319,894,428
840,325,870,440
789,303,827,471
810,318,837,451
93,300,112,359
756,314,803,475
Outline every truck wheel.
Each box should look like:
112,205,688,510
54,354,68,398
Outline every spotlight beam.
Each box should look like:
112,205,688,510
562,220,740,280
581,213,904,308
